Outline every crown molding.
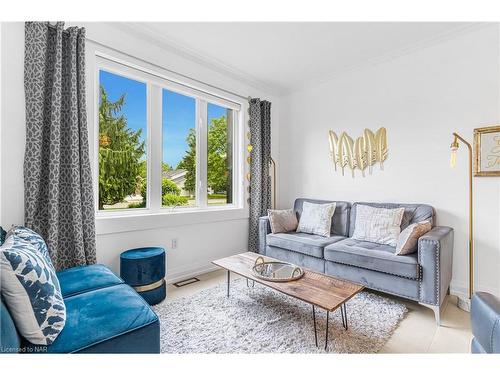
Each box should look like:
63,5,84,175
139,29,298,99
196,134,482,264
109,22,286,97
101,22,495,98
290,22,496,95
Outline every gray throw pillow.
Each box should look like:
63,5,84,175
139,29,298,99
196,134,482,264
267,209,298,234
296,202,336,237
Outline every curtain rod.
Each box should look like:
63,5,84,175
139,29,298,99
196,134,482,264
46,23,252,102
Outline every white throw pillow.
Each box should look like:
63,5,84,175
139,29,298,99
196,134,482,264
395,221,432,255
296,202,336,237
352,205,405,246
0,229,66,345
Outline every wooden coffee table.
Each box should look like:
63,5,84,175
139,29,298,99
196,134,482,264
212,252,364,349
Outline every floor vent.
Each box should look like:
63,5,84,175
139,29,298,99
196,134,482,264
173,277,200,288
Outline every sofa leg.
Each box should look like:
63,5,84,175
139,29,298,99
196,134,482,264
419,302,441,326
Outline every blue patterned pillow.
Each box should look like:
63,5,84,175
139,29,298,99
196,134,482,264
9,226,50,260
0,226,6,245
0,229,66,345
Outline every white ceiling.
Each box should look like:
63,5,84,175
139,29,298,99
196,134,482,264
123,22,481,96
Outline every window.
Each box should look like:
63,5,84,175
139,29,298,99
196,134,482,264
98,70,147,210
162,89,196,207
207,103,233,206
96,57,242,214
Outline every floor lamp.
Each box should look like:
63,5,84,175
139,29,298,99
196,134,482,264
270,157,277,209
449,132,473,312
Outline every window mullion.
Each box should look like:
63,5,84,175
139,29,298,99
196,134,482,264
149,84,162,212
197,99,208,208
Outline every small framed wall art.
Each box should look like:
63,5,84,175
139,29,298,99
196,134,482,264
474,125,500,176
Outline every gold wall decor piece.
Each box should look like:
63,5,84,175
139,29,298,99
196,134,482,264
328,127,388,177
473,125,500,176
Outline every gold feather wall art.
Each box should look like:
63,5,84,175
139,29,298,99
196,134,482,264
328,127,388,177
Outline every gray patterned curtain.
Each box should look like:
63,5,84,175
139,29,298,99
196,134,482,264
248,98,272,252
24,22,96,270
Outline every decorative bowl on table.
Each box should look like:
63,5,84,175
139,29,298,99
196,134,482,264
251,256,304,282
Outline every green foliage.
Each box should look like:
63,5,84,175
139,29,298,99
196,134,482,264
207,116,229,193
98,86,145,209
161,178,187,207
137,178,182,208
162,194,189,207
136,177,187,208
162,162,172,172
162,178,181,196
177,115,230,195
208,193,227,200
177,128,196,193
127,202,146,209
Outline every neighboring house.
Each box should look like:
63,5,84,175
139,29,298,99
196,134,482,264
163,169,190,196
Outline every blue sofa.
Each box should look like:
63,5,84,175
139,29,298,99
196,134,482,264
471,292,500,353
259,198,454,325
1,264,160,353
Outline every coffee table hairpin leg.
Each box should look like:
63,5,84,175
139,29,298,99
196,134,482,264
312,303,349,350
340,303,348,330
312,306,318,347
227,270,230,297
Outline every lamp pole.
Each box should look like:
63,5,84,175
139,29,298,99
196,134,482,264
450,132,474,310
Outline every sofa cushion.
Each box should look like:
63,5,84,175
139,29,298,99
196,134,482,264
267,232,345,259
25,284,159,353
324,238,420,279
349,202,434,237
294,198,351,236
57,264,123,298
1,298,21,353
0,231,66,345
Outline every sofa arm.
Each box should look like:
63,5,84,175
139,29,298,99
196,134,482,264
471,292,500,353
418,226,454,306
259,216,271,255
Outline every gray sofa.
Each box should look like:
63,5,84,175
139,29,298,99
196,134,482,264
259,198,454,325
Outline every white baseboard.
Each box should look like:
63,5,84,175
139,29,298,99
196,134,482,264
166,262,220,284
165,249,246,284
450,282,500,299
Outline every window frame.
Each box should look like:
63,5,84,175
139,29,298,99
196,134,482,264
93,54,245,218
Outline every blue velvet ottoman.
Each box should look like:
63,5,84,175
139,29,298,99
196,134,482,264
120,247,166,305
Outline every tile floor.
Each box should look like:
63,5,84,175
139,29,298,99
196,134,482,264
166,269,472,353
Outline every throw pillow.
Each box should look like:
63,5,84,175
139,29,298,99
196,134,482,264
0,230,66,345
395,221,432,255
9,226,50,260
267,209,298,234
352,205,405,246
296,202,336,237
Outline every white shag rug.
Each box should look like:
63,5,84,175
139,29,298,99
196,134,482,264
153,278,407,353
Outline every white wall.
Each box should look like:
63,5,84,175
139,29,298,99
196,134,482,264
0,22,279,281
3,22,499,296
0,23,25,228
278,25,500,298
